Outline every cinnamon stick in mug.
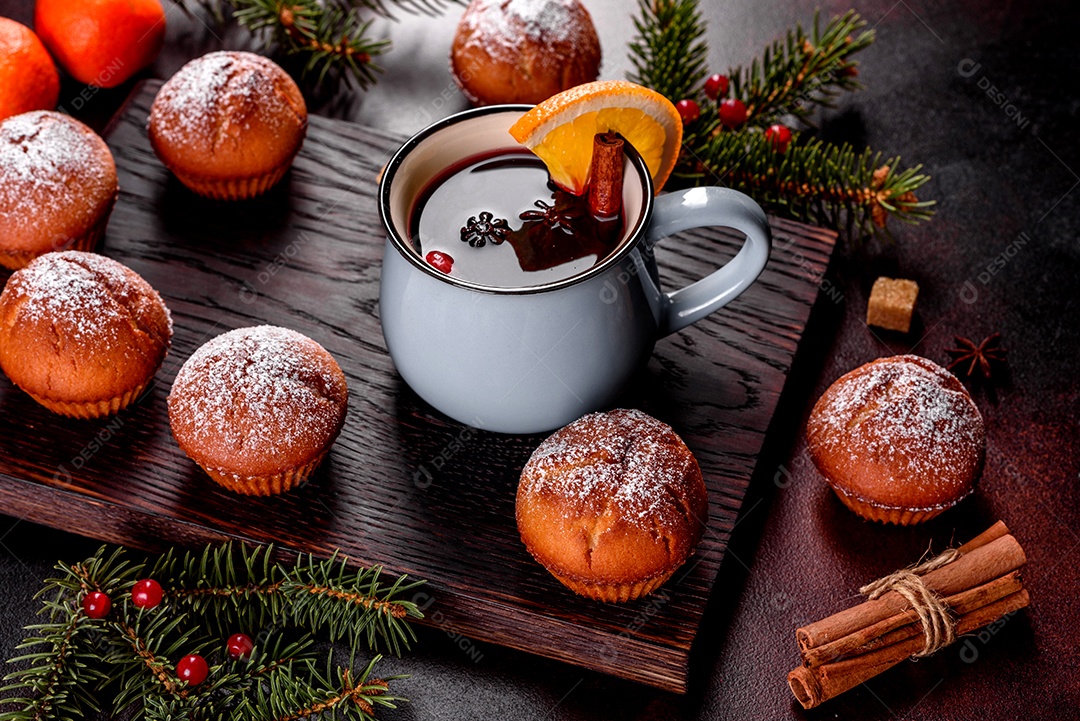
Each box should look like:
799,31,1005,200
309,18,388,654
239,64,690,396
588,132,624,218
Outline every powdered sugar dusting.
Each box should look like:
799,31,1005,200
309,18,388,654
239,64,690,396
169,326,347,468
5,251,170,348
809,355,985,502
521,408,698,528
0,111,115,235
459,0,593,59
149,51,304,150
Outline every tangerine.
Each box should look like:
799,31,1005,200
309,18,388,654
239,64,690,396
34,0,166,88
0,17,60,121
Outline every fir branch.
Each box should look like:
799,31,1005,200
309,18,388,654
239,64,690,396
627,0,709,103
627,3,935,234
151,544,424,656
280,553,424,657
0,615,99,721
103,611,214,714
680,130,933,233
254,653,403,721
233,0,390,89
728,10,873,126
0,548,139,721
174,0,460,90
2,544,423,721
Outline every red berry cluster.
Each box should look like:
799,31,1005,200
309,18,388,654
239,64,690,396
675,73,747,129
674,73,793,152
80,580,259,690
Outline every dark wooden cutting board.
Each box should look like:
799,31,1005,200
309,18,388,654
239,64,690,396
0,81,837,693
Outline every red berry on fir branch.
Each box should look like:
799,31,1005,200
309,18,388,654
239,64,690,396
718,98,747,128
131,579,163,609
176,654,209,687
227,633,254,659
82,591,111,619
425,250,453,274
675,98,700,124
764,124,793,152
704,73,729,100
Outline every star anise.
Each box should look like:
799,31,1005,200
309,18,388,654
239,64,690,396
460,212,510,247
946,333,1007,380
518,196,587,235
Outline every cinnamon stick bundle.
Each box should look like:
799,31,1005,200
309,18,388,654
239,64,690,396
788,521,1029,709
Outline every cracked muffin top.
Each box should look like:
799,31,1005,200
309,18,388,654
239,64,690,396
0,250,171,414
168,325,348,479
148,51,307,181
0,111,117,267
516,408,708,602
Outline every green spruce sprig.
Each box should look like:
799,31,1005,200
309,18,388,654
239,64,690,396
152,544,424,657
628,1,934,235
231,0,390,89
0,548,136,720
0,544,423,721
728,10,873,126
682,129,934,234
627,0,709,104
176,0,460,90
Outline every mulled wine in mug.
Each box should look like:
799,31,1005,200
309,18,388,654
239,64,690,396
378,106,771,434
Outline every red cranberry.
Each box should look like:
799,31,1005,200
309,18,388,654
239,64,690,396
675,99,700,124
718,98,748,128
704,73,729,100
176,654,209,686
425,251,453,274
764,124,793,153
82,591,111,619
131,579,163,609
227,633,254,659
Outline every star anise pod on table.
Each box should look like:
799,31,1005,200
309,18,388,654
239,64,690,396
946,333,1007,380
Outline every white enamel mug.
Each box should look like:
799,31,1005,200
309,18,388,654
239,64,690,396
378,106,771,433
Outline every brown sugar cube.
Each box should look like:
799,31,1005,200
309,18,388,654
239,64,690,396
867,277,919,333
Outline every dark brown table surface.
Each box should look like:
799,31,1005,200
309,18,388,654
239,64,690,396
0,1,1077,719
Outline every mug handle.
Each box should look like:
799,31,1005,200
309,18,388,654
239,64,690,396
646,187,772,337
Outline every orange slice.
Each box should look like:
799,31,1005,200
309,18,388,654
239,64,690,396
509,80,682,196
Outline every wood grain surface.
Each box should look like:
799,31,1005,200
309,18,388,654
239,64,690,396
0,81,837,693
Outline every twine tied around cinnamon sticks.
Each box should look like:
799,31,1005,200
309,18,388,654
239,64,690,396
788,521,1029,709
858,547,961,657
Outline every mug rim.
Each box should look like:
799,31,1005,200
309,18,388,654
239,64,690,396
378,104,655,296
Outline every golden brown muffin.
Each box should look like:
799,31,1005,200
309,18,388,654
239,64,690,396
0,111,118,269
516,408,709,603
148,51,307,200
450,0,601,106
806,354,985,525
0,251,172,417
168,326,348,496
